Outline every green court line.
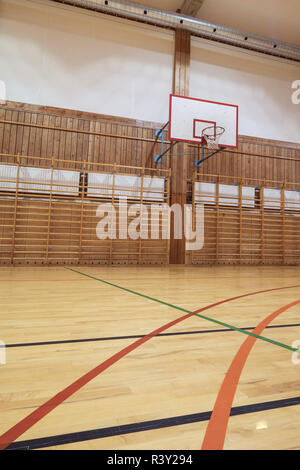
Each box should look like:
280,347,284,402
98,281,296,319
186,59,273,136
65,267,300,354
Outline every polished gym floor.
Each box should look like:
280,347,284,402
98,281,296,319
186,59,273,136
0,265,300,450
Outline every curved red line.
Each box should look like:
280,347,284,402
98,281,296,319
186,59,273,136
0,283,299,450
201,299,300,450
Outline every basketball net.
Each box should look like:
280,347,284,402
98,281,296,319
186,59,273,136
202,125,225,150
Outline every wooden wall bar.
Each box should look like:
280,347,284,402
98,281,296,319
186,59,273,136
191,173,300,265
0,155,170,265
1,100,300,266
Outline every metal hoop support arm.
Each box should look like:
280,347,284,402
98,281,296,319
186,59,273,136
195,146,226,167
154,140,179,164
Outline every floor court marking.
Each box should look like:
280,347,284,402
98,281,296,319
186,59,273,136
7,395,300,450
65,267,300,353
0,270,299,450
5,322,300,349
201,298,300,450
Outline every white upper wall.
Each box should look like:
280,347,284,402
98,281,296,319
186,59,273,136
0,0,173,122
1,0,300,143
190,37,300,143
198,0,300,45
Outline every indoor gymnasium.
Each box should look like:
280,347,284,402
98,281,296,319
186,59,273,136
0,0,300,452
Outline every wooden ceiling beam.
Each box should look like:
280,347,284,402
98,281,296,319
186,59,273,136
178,0,205,17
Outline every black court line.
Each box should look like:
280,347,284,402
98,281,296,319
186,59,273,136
5,323,300,349
6,396,300,450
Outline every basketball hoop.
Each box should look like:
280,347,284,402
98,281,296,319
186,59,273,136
202,125,225,149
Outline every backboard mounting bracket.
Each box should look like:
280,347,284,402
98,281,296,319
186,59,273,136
154,138,179,164
195,145,226,167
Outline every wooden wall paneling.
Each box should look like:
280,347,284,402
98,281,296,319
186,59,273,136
9,110,18,157
124,123,129,167
253,142,260,181
40,114,49,161
274,146,280,183
34,112,44,161
147,128,154,170
130,124,137,170
225,149,231,181
4,109,12,156
22,111,30,158
96,121,103,165
119,123,125,169
87,119,95,164
289,149,296,186
66,117,73,164
110,122,117,167
119,123,126,167
122,126,129,172
72,118,80,166
0,107,5,156
240,147,245,179
282,146,288,183
270,144,276,182
142,128,147,170
63,117,72,166
137,125,144,169
133,126,139,167
82,119,90,162
2,106,299,182
3,109,12,157
123,122,127,171
52,115,61,160
113,122,118,167
47,114,55,162
125,123,132,170
109,122,116,167
103,121,110,167
27,112,37,166
144,129,156,170
290,149,297,185
94,120,101,164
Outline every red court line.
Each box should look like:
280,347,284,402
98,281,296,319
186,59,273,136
0,284,299,450
201,298,300,450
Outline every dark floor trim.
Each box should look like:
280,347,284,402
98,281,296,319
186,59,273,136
6,323,300,349
7,396,300,450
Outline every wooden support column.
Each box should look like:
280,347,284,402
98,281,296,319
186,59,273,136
170,29,190,264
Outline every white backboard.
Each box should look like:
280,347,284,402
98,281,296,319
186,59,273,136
169,94,239,148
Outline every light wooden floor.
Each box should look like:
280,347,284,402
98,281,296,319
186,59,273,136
1,265,300,450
